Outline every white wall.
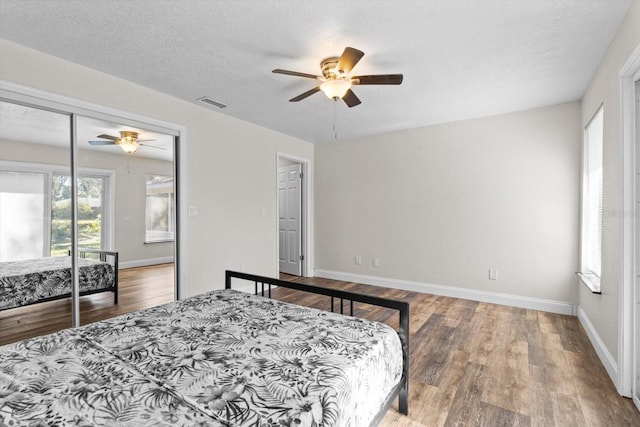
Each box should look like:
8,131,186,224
0,139,174,266
315,102,581,306
0,39,315,298
579,1,640,368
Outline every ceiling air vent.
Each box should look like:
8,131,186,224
197,96,228,109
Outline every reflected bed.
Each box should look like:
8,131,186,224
0,249,118,311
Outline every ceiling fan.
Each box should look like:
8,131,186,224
88,131,165,154
272,47,403,107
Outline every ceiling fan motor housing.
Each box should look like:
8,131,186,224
321,57,342,79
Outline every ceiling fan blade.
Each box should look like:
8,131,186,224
353,74,404,85
96,134,119,141
139,143,167,150
342,89,361,108
289,87,321,102
336,47,364,74
89,140,117,146
136,139,156,143
272,69,320,79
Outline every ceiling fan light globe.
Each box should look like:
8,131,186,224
119,140,139,153
117,130,139,153
320,79,351,100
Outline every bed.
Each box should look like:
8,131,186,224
0,270,409,426
0,249,118,311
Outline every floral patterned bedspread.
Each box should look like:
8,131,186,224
0,256,115,310
0,289,403,426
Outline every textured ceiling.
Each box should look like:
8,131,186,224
0,0,631,143
0,101,175,161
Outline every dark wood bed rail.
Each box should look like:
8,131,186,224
225,270,410,417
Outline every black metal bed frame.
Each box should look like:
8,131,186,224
76,248,119,304
0,249,119,310
225,270,409,421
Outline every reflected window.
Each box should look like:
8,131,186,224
0,163,111,261
0,171,48,261
145,174,174,243
52,174,106,255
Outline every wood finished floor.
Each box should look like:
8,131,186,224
2,267,638,425
0,263,175,346
279,274,640,427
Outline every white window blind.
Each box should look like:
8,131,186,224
0,171,48,261
580,106,603,292
145,174,175,243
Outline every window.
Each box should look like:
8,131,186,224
51,174,106,256
0,171,48,261
579,106,603,293
0,162,112,262
145,174,174,243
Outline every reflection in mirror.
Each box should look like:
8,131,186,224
0,100,73,343
0,103,177,346
76,116,175,327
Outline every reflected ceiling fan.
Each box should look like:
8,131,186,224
272,47,403,107
88,131,165,154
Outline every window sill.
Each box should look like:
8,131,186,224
144,239,174,244
576,272,601,294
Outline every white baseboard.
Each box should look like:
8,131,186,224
119,256,174,269
577,306,619,391
314,269,577,316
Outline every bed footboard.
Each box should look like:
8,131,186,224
77,248,119,304
225,270,410,418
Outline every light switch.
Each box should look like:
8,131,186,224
188,206,198,217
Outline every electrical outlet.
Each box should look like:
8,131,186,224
373,257,379,267
355,256,362,265
489,269,498,280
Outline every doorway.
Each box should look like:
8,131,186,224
277,154,309,277
619,44,640,406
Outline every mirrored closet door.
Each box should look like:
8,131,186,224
0,100,74,344
0,96,178,346
76,116,176,326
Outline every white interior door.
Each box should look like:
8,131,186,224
278,163,302,275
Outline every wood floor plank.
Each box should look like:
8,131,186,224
551,392,588,427
443,362,488,427
482,339,530,416
528,365,557,427
418,350,470,427
479,401,531,427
